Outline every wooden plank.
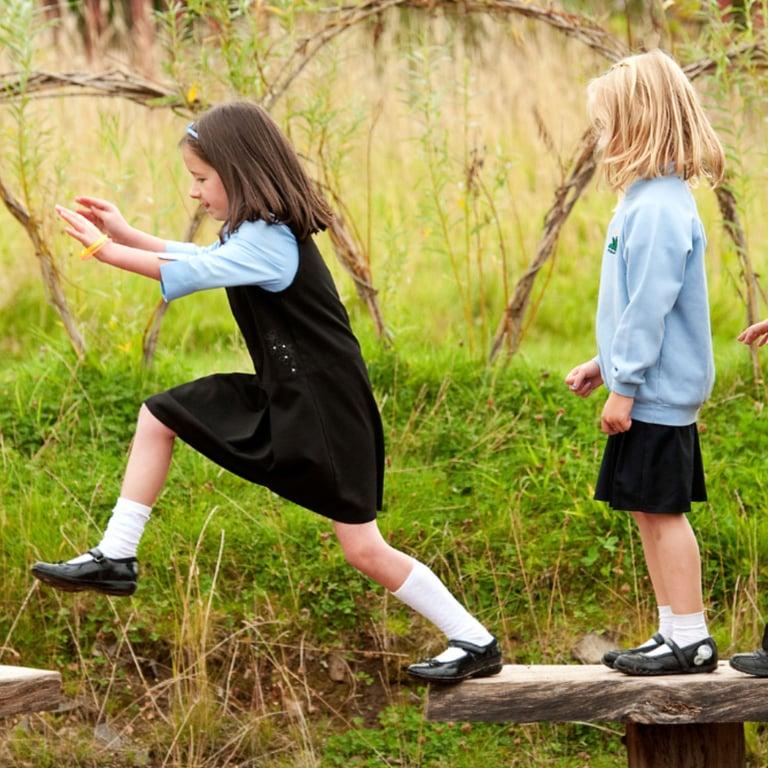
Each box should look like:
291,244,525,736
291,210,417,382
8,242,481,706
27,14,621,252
626,723,745,768
426,663,768,725
0,665,62,718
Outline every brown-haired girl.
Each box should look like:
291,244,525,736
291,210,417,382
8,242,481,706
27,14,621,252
565,50,725,676
33,101,501,683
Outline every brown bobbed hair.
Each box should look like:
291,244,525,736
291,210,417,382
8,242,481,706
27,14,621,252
182,101,334,241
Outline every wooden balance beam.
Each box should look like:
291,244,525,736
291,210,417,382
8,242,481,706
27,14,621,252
426,662,768,768
0,665,61,718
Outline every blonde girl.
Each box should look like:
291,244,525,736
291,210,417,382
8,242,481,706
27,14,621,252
565,50,725,675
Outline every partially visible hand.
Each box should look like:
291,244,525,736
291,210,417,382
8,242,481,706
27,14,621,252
601,392,633,435
565,359,604,398
55,205,108,252
73,196,132,243
737,319,768,347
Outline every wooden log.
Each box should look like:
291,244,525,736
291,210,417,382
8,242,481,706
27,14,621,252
0,666,62,718
426,663,768,724
626,722,745,768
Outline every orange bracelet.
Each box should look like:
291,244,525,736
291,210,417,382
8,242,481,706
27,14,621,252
79,233,111,260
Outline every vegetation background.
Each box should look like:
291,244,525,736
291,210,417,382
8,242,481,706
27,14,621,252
1,0,768,765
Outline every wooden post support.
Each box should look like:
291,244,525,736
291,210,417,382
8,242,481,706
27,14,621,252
626,722,744,768
0,665,62,718
426,663,768,768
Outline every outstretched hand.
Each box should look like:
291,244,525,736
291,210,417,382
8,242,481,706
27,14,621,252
565,359,603,398
738,319,768,347
73,196,132,243
55,205,106,249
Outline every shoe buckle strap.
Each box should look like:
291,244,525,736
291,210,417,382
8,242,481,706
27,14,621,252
88,548,105,563
666,638,690,671
448,638,488,654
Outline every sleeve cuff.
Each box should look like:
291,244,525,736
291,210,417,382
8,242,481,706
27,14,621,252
159,260,189,302
611,380,638,398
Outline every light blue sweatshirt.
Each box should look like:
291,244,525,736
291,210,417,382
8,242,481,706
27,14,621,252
595,175,715,426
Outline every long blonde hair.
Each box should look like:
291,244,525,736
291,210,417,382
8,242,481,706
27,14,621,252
587,49,725,191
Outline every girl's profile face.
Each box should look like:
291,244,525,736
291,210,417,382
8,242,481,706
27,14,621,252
182,144,229,221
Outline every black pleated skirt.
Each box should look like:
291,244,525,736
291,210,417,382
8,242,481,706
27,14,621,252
594,419,706,514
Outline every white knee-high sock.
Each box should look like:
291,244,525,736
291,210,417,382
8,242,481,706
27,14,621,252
67,497,151,563
391,560,493,661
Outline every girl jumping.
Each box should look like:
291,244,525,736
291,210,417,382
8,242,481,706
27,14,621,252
32,100,501,684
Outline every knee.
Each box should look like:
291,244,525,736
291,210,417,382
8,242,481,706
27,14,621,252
137,404,176,440
340,537,386,574
634,511,677,540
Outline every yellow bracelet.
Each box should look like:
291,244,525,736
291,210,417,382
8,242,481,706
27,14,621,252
79,233,111,260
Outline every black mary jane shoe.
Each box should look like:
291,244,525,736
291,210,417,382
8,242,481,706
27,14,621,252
406,637,503,684
613,636,718,676
31,547,138,597
602,632,666,669
729,624,768,677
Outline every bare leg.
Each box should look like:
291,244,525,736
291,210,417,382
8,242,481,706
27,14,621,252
632,511,703,615
120,404,176,506
632,511,670,607
333,520,413,591
334,519,494,661
60,405,176,563
615,512,711,672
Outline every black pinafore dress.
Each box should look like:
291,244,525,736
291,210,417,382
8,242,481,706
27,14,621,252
144,236,384,524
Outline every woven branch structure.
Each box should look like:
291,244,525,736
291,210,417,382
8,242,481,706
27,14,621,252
0,0,764,373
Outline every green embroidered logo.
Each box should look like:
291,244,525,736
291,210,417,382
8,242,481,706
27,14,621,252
607,235,618,254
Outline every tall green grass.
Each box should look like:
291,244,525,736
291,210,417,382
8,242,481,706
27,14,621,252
1,331,768,765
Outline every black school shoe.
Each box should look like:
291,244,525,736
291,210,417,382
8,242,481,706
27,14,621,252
602,632,666,669
31,548,138,597
613,636,718,676
729,624,768,677
406,637,503,684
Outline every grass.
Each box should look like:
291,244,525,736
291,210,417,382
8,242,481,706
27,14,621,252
1,322,768,765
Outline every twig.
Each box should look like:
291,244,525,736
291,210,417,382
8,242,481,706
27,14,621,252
0,68,184,109
490,129,598,361
716,181,764,389
0,174,86,358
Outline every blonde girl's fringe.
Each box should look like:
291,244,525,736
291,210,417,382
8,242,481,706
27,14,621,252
586,49,725,192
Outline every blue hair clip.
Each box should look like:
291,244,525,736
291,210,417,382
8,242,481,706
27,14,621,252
186,122,199,140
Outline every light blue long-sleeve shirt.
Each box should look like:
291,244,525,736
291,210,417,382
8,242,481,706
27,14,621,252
595,175,715,426
159,219,299,301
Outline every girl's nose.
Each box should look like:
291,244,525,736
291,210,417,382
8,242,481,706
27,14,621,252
189,187,201,199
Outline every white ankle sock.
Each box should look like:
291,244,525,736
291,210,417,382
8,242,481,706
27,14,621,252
391,560,493,662
67,497,152,563
671,611,709,648
645,610,709,657
634,605,673,651
637,605,672,652
658,605,673,638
